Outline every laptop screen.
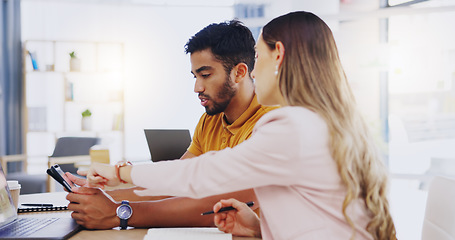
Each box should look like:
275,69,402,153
0,165,18,227
144,129,192,162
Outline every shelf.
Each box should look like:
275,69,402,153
26,70,120,74
64,100,123,104
23,40,125,163
26,70,64,74
27,130,124,135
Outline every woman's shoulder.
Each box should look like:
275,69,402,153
258,106,323,124
253,106,326,137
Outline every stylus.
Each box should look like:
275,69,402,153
21,203,54,207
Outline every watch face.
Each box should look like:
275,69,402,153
117,204,132,220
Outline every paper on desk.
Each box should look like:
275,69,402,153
144,227,232,240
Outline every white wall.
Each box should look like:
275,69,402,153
21,0,234,161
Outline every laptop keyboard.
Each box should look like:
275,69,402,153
0,217,59,237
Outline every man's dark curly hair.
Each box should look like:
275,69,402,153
185,20,255,77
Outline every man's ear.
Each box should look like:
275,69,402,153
275,41,285,69
233,63,249,83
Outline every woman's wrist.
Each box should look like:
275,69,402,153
119,165,133,184
253,227,262,238
251,215,261,238
115,161,133,184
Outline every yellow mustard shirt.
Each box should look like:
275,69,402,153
188,95,277,156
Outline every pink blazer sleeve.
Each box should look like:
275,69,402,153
132,107,334,198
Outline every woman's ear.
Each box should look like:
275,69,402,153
275,41,285,68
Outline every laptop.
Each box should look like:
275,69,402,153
0,165,81,239
144,129,192,162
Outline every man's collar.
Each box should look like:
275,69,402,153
221,95,261,135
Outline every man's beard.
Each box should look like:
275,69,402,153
203,76,236,116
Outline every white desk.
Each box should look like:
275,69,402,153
18,192,261,240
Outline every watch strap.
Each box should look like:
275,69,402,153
120,218,128,230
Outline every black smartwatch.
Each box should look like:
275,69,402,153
116,200,133,230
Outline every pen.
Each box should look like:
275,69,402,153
201,201,254,215
21,203,54,207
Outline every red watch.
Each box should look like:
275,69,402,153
115,161,132,183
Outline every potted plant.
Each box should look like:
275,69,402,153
81,109,92,131
69,51,81,71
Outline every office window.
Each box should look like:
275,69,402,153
388,10,455,180
234,4,265,19
388,0,428,7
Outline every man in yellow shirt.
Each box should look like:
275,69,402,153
188,95,268,156
66,20,276,229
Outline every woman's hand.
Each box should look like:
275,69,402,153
86,162,119,188
213,198,261,238
65,171,88,187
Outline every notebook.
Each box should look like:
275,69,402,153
144,129,192,162
0,165,81,239
144,227,232,240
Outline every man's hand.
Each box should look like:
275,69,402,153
214,198,261,238
66,187,119,229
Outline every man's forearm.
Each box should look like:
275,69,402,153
107,187,171,202
128,189,257,228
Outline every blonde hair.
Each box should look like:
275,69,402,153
262,11,396,240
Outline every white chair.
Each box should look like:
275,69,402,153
421,176,455,240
